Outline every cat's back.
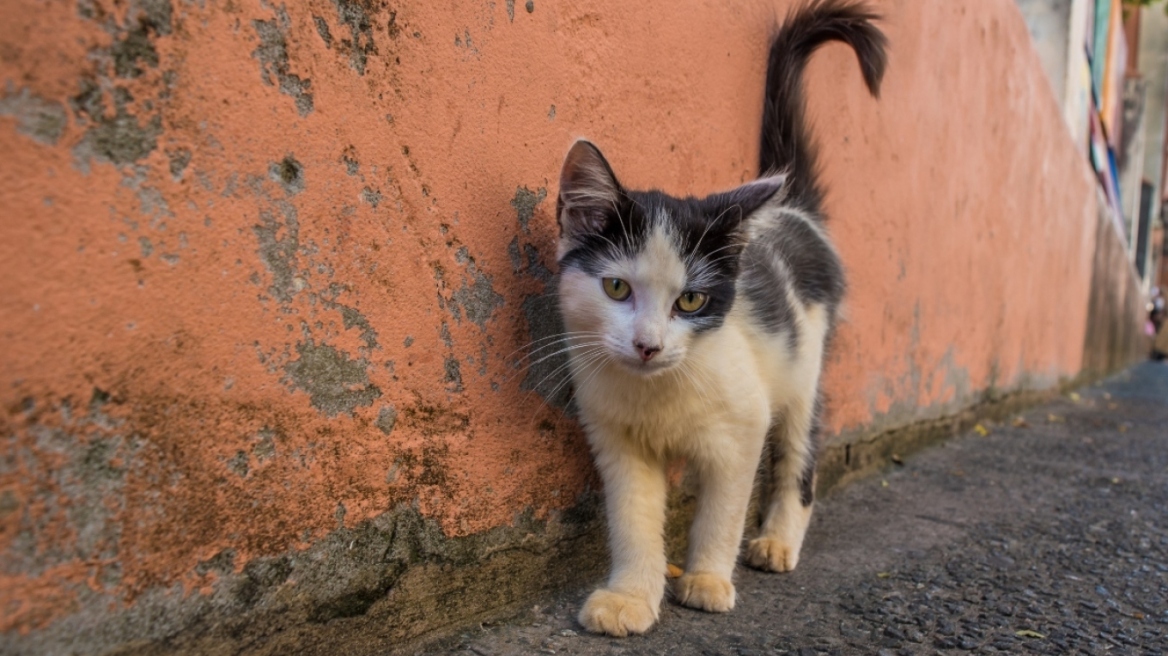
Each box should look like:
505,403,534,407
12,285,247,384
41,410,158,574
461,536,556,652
737,206,844,341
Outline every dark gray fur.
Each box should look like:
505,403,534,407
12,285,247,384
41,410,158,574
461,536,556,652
799,397,826,507
759,0,888,214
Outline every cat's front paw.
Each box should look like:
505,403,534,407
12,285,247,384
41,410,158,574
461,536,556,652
745,537,802,572
673,572,735,612
578,588,657,637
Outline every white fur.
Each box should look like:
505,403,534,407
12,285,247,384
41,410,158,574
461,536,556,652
562,213,830,636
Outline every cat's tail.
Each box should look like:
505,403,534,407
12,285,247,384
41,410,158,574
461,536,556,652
759,0,887,214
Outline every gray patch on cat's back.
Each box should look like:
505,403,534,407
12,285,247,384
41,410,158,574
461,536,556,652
511,186,547,233
767,210,845,309
520,288,573,410
284,339,381,416
740,240,799,349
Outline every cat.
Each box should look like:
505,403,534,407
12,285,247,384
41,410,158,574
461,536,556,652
550,0,887,637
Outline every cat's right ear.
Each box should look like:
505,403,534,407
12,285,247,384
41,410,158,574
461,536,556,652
556,139,621,258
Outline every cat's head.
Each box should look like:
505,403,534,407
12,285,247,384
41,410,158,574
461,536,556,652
555,139,783,377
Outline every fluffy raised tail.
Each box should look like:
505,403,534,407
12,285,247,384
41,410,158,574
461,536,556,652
760,0,887,214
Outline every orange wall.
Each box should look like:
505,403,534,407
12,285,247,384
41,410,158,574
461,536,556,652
1,0,1096,642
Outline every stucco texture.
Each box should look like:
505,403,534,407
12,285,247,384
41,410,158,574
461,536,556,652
1,0,1100,651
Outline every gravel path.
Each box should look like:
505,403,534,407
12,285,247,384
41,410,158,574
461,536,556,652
420,362,1168,655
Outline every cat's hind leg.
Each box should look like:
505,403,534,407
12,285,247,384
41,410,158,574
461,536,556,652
745,394,819,572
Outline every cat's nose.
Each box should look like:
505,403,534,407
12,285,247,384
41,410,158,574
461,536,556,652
634,341,661,362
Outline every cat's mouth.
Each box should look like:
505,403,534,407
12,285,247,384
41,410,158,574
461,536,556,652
616,354,676,377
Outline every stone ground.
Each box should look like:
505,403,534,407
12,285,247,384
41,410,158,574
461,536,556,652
414,362,1168,656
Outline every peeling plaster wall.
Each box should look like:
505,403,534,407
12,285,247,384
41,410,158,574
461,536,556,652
0,0,1121,652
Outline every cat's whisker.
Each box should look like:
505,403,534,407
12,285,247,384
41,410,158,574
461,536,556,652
505,333,607,371
519,342,607,369
504,330,602,360
529,348,610,423
508,336,605,367
502,343,609,386
519,345,609,394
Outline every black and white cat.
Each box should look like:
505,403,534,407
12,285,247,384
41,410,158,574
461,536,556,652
552,0,887,636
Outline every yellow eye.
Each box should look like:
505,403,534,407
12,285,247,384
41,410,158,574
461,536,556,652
603,278,632,301
675,291,708,313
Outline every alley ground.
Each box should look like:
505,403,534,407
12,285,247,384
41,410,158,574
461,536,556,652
416,362,1168,655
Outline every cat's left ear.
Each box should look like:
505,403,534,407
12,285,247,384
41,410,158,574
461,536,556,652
703,174,787,237
556,139,622,259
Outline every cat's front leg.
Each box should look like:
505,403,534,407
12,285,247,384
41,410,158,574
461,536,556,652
674,430,765,613
578,436,668,637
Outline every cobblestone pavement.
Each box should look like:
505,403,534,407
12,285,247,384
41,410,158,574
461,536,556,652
420,362,1168,655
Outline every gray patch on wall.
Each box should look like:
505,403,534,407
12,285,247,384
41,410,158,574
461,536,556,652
1,391,135,583
253,201,301,304
336,303,379,350
331,0,377,75
449,264,505,329
108,0,172,78
284,339,381,416
313,15,333,48
511,186,547,233
269,155,305,195
523,244,553,283
444,356,462,391
507,237,522,273
375,405,397,435
75,105,162,166
360,187,381,207
167,148,192,180
0,87,67,145
252,7,315,117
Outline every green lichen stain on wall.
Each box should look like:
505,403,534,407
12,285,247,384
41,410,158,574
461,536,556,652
510,186,547,233
252,6,315,116
284,340,381,416
0,88,67,145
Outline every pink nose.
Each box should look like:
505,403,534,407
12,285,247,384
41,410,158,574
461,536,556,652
634,342,661,362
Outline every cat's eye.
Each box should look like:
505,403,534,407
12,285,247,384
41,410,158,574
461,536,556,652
675,291,708,313
603,278,632,301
